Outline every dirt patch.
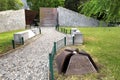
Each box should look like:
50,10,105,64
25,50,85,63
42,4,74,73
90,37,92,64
85,37,98,41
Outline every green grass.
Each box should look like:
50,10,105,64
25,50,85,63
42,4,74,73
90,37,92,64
0,30,24,54
55,27,120,80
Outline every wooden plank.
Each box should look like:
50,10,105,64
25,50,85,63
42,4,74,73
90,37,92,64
40,8,57,27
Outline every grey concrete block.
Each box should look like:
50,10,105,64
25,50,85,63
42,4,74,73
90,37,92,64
14,28,40,43
31,28,40,35
14,31,29,43
71,28,80,37
74,33,83,44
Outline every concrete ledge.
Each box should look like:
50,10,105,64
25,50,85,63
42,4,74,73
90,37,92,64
31,28,40,35
71,28,83,44
14,31,29,43
14,28,40,43
74,33,83,44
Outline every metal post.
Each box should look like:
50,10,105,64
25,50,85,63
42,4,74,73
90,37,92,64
49,53,54,80
70,29,71,34
40,28,41,34
64,28,65,33
61,28,63,32
72,36,75,45
54,42,56,55
12,40,15,49
21,37,24,45
66,29,67,34
58,27,59,31
57,27,59,31
64,37,66,46
55,25,57,30
39,27,41,34
65,29,66,34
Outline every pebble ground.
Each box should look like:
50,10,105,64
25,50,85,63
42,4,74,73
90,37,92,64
0,27,65,80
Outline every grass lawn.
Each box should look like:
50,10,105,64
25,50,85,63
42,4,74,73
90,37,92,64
55,27,120,80
0,30,24,54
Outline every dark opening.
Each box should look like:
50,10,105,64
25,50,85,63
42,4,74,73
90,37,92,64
61,54,74,73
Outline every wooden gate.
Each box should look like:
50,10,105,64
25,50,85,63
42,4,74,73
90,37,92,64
40,8,58,27
25,10,38,25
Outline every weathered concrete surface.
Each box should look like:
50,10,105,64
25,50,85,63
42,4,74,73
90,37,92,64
74,33,83,44
57,7,107,27
14,28,40,43
0,27,65,80
0,9,25,33
66,54,97,75
40,8,57,27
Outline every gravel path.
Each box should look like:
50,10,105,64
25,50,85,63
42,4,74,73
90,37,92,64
0,27,65,80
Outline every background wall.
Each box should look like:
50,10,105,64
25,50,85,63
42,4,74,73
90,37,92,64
57,7,107,27
0,9,26,33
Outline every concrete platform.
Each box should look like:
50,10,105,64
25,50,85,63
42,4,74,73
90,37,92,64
14,28,40,43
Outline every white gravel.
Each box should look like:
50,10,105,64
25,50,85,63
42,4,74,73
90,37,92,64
0,27,65,80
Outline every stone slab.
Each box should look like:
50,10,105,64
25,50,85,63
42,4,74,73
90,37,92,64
66,54,97,75
14,31,29,43
31,28,40,35
71,28,80,37
14,28,40,43
74,33,83,44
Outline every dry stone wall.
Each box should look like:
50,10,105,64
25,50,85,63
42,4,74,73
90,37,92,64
0,9,26,33
57,7,107,27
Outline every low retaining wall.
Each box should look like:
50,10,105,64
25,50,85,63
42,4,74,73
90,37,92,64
0,9,26,33
14,28,40,43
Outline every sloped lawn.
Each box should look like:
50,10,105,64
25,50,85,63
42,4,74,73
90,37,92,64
0,30,24,54
55,27,120,80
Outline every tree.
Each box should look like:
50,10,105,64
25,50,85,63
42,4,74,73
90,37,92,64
27,0,65,11
0,0,8,11
64,0,88,12
0,0,23,11
79,0,120,22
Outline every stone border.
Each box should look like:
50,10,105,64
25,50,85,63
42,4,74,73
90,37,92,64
14,28,40,43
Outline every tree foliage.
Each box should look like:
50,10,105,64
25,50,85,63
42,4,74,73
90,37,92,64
64,0,88,12
0,0,23,11
80,0,120,22
27,0,65,11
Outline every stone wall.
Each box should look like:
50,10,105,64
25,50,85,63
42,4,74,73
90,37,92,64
0,9,26,33
57,7,107,27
